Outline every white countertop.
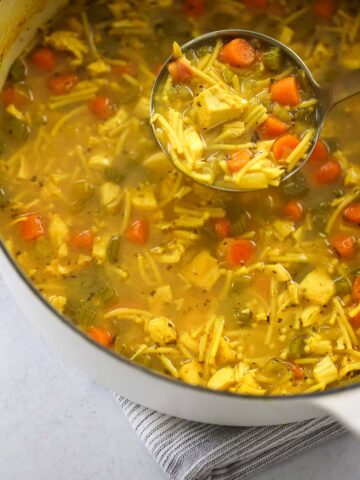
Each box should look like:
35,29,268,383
1,272,360,480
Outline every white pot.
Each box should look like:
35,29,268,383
1,0,360,433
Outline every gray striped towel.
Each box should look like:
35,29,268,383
115,395,346,480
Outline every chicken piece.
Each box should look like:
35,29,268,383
183,126,204,162
48,214,69,256
300,269,335,306
148,285,173,313
183,250,221,291
216,337,237,365
45,31,88,66
47,295,67,313
99,182,122,213
194,85,247,130
86,59,110,77
207,367,236,391
179,360,203,386
131,186,158,210
147,317,177,345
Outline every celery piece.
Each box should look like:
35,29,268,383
99,284,119,307
263,47,282,71
281,171,309,198
288,335,306,359
231,211,251,236
9,58,27,83
6,116,31,140
334,276,351,295
233,308,252,326
106,235,121,264
104,167,125,185
231,275,252,293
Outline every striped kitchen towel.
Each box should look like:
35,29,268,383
115,395,345,480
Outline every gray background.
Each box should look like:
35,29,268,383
1,273,359,480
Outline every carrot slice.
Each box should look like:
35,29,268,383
282,200,303,221
272,134,300,161
350,311,360,329
270,77,300,106
19,214,45,241
258,115,289,139
31,47,56,71
313,158,341,184
227,149,251,173
352,276,360,302
183,0,205,17
308,139,329,164
227,239,256,266
0,87,26,107
168,58,193,83
219,38,256,67
70,229,93,251
212,218,231,238
313,0,337,20
87,326,112,347
126,218,149,244
330,233,355,259
292,365,305,379
343,202,360,224
88,95,114,120
244,0,268,9
47,72,79,95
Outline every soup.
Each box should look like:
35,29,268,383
152,36,317,190
0,0,359,395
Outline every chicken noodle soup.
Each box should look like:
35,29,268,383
152,36,318,190
0,0,359,395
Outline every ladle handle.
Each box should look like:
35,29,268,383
327,69,360,108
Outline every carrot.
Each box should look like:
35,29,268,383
19,214,44,241
308,139,329,164
227,239,256,266
219,38,256,67
0,87,26,107
183,0,205,17
282,200,303,221
330,233,355,259
313,0,337,20
47,72,79,95
244,0,268,9
352,276,360,302
31,47,56,71
292,365,305,380
168,58,193,83
126,218,149,244
270,76,300,106
212,217,231,238
272,134,300,161
313,158,341,184
227,149,251,173
88,95,114,120
350,311,360,329
258,115,289,139
87,326,112,347
343,202,360,224
70,229,93,251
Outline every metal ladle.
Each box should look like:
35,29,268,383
150,29,360,193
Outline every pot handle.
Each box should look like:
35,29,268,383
313,388,360,436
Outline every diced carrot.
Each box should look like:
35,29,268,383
227,149,251,173
88,95,114,120
87,326,112,347
244,0,268,9
330,233,355,259
258,115,289,139
212,217,231,238
313,0,337,20
308,139,329,164
112,64,135,75
343,202,360,224
292,365,305,379
126,218,149,244
0,87,26,107
183,0,205,17
313,158,341,184
31,47,56,71
282,200,303,221
70,229,93,251
350,311,360,329
219,38,256,67
18,214,44,241
272,134,300,161
253,273,271,297
352,276,360,302
47,72,79,95
227,238,256,266
270,77,300,106
168,58,193,83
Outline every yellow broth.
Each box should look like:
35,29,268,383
0,0,359,395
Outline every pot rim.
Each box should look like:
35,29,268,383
1,238,358,402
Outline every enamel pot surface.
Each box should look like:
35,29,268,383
1,0,360,434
